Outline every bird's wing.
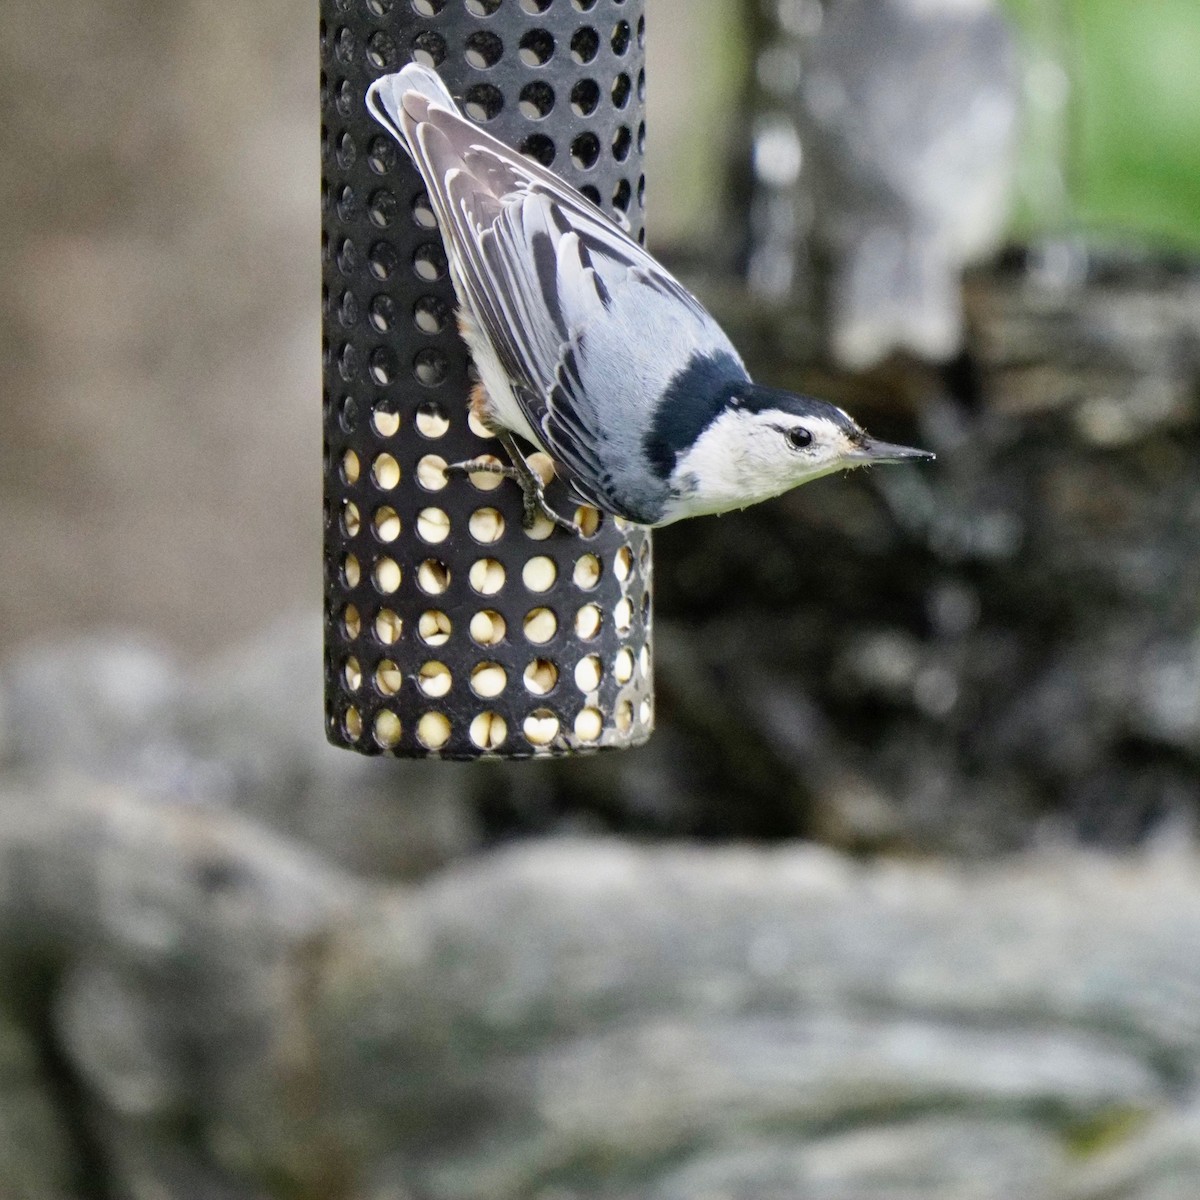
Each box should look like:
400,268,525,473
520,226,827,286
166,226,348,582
368,68,743,517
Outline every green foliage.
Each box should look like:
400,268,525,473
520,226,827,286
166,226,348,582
1003,0,1200,250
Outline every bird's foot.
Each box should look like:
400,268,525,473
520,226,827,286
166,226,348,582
496,431,582,535
444,458,520,482
445,452,580,535
518,474,580,535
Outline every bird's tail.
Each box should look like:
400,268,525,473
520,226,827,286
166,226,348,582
365,64,460,160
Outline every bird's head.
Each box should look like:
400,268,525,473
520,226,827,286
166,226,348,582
664,383,933,521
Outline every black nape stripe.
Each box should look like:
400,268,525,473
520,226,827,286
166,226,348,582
741,384,863,433
642,350,748,480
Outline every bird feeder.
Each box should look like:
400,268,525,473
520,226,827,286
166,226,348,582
320,0,652,758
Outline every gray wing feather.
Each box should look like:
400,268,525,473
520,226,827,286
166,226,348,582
367,65,744,519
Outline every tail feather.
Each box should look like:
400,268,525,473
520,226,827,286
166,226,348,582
365,64,461,159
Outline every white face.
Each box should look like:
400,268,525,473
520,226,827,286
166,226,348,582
666,406,866,521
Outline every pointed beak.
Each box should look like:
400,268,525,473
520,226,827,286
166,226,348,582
848,437,936,466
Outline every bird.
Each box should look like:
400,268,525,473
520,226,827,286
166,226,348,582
795,0,1019,370
366,63,932,531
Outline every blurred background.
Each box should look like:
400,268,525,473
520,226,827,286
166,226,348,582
2,0,1200,1197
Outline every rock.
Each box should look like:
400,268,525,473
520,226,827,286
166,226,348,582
0,775,362,1200
653,1118,1064,1200
0,614,480,881
182,611,480,879
4,782,1200,1197
1067,1098,1200,1200
317,840,1200,1198
1,633,187,790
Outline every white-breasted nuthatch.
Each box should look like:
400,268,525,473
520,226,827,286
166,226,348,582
367,64,932,530
796,0,1019,370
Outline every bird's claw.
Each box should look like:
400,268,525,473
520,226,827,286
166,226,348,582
444,458,519,481
445,457,581,535
523,479,580,535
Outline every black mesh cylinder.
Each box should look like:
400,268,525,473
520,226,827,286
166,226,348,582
320,0,652,758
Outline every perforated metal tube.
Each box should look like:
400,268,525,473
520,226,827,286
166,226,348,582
320,0,652,758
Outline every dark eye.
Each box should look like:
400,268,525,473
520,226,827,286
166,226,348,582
786,427,813,449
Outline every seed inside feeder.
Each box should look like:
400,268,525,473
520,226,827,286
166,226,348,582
615,699,634,733
373,709,402,749
522,555,557,592
344,705,363,740
417,710,451,750
342,554,361,588
374,557,402,594
614,597,633,632
573,554,601,589
375,608,402,645
341,449,360,484
372,452,401,490
467,455,506,491
523,606,557,644
523,708,560,746
526,452,556,487
639,645,651,677
467,409,496,439
375,659,402,696
415,400,449,438
417,559,450,594
524,511,556,541
575,604,602,640
469,507,505,543
343,604,362,639
470,609,506,646
470,662,507,698
574,654,602,692
614,546,633,581
342,501,361,538
469,557,506,595
574,706,603,742
372,406,400,437
574,505,601,536
639,699,652,726
470,711,508,750
417,454,449,491
417,507,451,543
418,609,452,645
523,658,557,695
614,648,634,684
343,656,362,691
417,661,452,698
373,505,401,541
